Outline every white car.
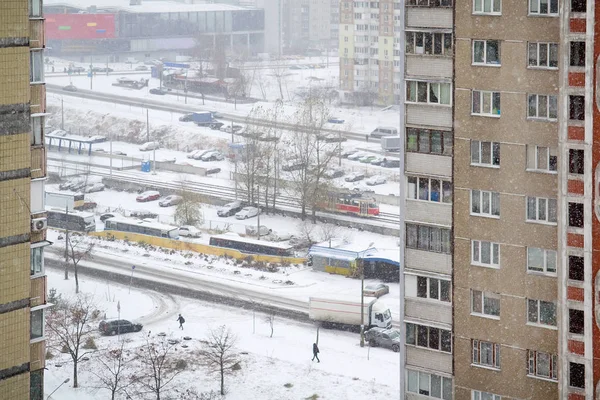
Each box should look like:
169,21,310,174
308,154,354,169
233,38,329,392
192,149,217,160
187,149,203,159
84,183,105,193
347,152,367,161
49,129,68,137
200,151,224,161
179,225,201,238
345,172,365,182
365,175,387,186
341,149,359,158
235,206,260,220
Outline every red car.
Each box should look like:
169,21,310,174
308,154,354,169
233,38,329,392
136,190,160,202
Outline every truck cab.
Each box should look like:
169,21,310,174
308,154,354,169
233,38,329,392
370,302,392,329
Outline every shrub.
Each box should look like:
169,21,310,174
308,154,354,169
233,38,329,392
61,345,69,353
175,359,188,370
231,362,241,371
45,350,54,360
305,395,319,400
284,383,293,388
82,337,97,350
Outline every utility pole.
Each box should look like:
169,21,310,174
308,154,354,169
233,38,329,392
146,109,150,142
256,204,260,241
109,132,113,178
64,205,69,280
106,56,109,76
61,98,64,130
89,56,93,90
360,260,365,347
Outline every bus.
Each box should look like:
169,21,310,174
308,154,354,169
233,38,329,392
209,233,294,257
46,207,96,232
104,217,179,239
45,191,85,210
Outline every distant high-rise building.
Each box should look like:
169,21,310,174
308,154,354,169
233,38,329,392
0,0,50,399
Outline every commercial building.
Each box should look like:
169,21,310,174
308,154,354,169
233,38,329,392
0,0,49,399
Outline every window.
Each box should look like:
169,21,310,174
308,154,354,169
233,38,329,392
527,350,557,380
527,248,557,274
570,42,586,67
406,128,453,156
526,145,558,172
406,0,453,6
529,0,558,15
569,149,585,174
569,95,585,120
31,115,43,146
569,202,584,228
526,197,557,223
30,49,44,83
472,90,501,116
30,178,45,214
569,309,584,334
569,255,584,281
527,299,557,326
571,0,586,12
29,0,42,18
471,190,500,217
471,141,500,166
30,369,43,400
472,340,501,369
406,224,452,254
569,362,585,389
471,240,500,267
406,81,452,105
406,31,453,56
528,42,559,68
528,94,558,120
31,246,44,276
471,290,500,317
407,176,452,203
30,308,44,340
473,0,501,14
407,369,452,400
416,276,451,302
473,40,500,65
406,323,452,353
472,390,502,400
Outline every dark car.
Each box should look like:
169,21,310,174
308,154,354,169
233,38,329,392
99,320,143,336
179,113,194,122
209,122,225,130
217,200,243,217
93,67,114,73
71,66,86,73
62,84,78,92
130,210,158,219
206,167,222,175
381,159,401,168
364,328,400,352
99,213,115,222
149,88,167,95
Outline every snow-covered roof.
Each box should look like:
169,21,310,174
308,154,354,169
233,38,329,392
45,0,252,13
308,246,359,261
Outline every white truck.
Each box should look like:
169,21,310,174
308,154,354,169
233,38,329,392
381,136,401,152
309,296,392,331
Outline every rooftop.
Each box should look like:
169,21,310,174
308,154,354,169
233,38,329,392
45,0,252,13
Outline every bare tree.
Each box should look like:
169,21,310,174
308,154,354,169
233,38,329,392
175,183,204,226
199,325,240,396
178,388,221,400
318,223,340,248
137,336,183,400
353,82,379,109
269,62,292,100
66,234,95,294
46,294,100,388
264,313,275,338
90,341,138,400
254,67,270,100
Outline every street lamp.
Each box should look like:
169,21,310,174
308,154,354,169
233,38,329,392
46,378,70,399
360,242,375,348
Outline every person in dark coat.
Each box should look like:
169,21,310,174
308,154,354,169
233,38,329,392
177,314,185,330
312,343,320,363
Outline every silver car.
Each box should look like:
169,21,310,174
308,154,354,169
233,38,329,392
235,206,260,220
364,328,400,352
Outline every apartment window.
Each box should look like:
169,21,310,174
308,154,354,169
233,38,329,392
527,299,557,326
472,340,501,369
527,248,557,274
31,115,43,146
406,224,451,254
571,0,586,12
407,176,452,203
405,31,452,56
406,0,453,6
569,309,584,334
31,246,44,276
473,40,500,65
471,240,500,267
472,90,501,116
526,197,557,223
529,0,558,15
570,362,585,389
471,190,500,217
471,290,500,317
526,145,557,172
407,369,452,400
406,323,452,353
473,0,501,14
528,42,559,68
527,94,557,120
30,308,44,340
30,369,43,400
30,178,45,214
30,49,44,83
569,255,584,281
569,149,585,174
570,96,585,120
470,140,500,166
416,276,451,302
29,0,42,18
569,202,584,228
527,350,558,380
570,42,586,67
406,80,452,105
406,127,453,156
472,391,501,400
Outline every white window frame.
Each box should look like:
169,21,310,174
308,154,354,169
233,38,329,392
406,323,453,354
30,49,44,84
528,42,559,69
405,31,453,56
526,196,558,224
30,304,52,343
470,140,500,167
472,40,501,65
527,299,557,328
471,240,500,268
472,339,501,369
30,113,49,146
471,289,501,318
406,80,452,106
30,178,45,214
527,247,557,275
527,350,558,381
470,189,500,217
526,145,558,173
406,369,453,399
407,176,452,204
528,0,559,16
472,390,502,400
473,0,501,14
30,243,46,277
472,90,501,116
527,94,558,120
415,275,452,303
29,0,43,18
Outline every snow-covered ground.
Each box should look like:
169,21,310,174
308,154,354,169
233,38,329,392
44,268,400,400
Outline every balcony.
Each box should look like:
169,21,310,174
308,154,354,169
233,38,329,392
405,346,452,374
30,276,47,308
406,103,452,128
406,8,452,29
406,55,452,79
30,84,46,115
406,200,452,227
31,147,46,179
406,152,452,178
405,297,452,325
29,19,45,49
30,340,46,371
405,248,452,275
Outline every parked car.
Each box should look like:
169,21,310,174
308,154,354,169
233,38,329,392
341,149,359,158
77,201,97,211
220,124,243,133
345,172,365,182
88,135,107,143
100,213,116,222
84,183,105,193
192,149,217,160
364,328,400,352
359,155,378,164
323,169,344,179
62,84,78,92
149,88,167,95
130,210,158,219
59,179,81,191
71,66,86,73
186,149,204,159
139,141,160,151
135,65,149,71
179,113,194,122
158,157,176,164
363,283,390,298
93,67,114,73
217,200,243,217
369,156,386,166
113,150,127,156
201,151,224,161
325,135,347,143
99,320,143,336
136,190,161,202
381,159,400,168
209,122,225,130
209,110,223,119
327,117,345,124
159,195,183,207
365,175,387,186
206,167,221,175
282,162,305,172
347,152,367,161
235,206,260,220
49,129,68,137
179,225,201,238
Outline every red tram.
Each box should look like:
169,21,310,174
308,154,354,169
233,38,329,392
323,192,379,217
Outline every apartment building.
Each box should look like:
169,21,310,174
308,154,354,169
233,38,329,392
0,0,49,399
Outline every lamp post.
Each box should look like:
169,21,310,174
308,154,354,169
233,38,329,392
360,261,365,348
46,378,70,399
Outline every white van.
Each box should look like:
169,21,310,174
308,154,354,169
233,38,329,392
370,126,398,139
139,141,160,151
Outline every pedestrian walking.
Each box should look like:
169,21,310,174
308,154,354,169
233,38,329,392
312,342,320,363
177,314,185,330
365,134,369,142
